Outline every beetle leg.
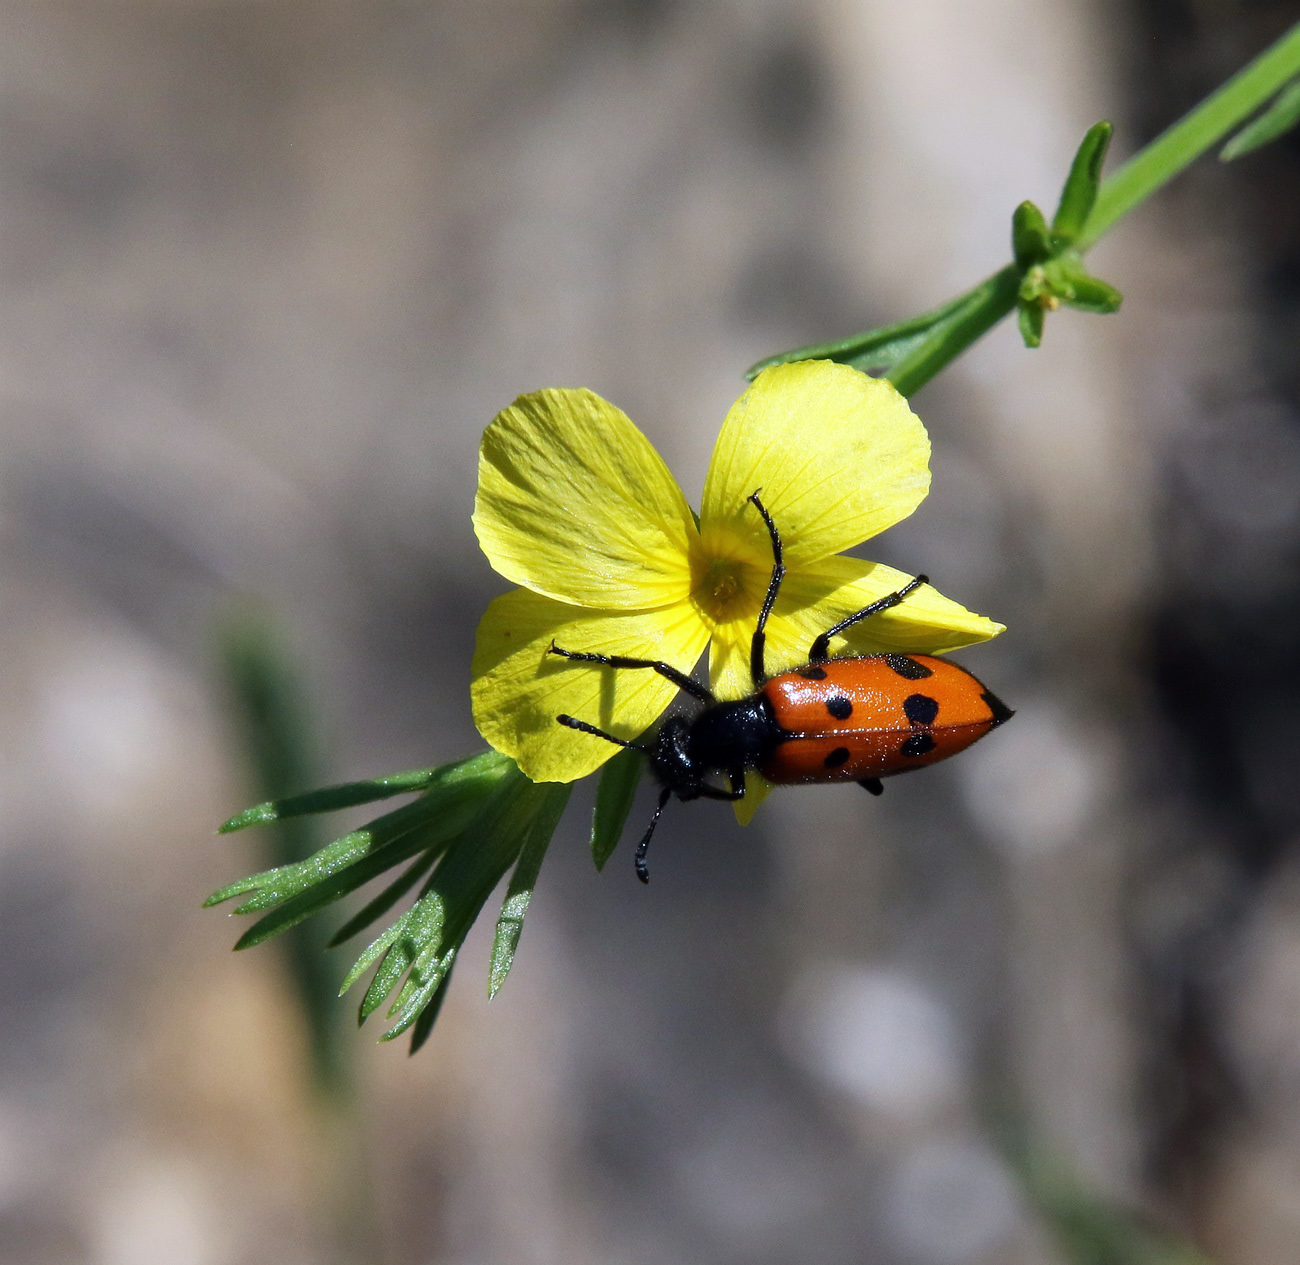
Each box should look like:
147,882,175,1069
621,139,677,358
858,777,884,796
746,492,785,687
808,574,929,662
695,777,745,802
634,786,673,884
549,642,715,705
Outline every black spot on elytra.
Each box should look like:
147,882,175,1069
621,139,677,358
903,693,939,726
823,746,851,768
884,654,932,680
981,690,1015,726
826,694,853,720
900,733,936,758
797,665,828,679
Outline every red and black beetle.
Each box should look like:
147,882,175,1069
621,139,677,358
552,493,1012,881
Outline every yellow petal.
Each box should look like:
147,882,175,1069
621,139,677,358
475,387,697,610
767,555,1005,675
706,554,1002,697
471,587,710,783
700,360,930,569
706,614,762,704
732,773,772,825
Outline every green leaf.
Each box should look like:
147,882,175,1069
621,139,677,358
380,944,456,1035
407,957,457,1055
217,752,509,833
1017,301,1044,348
213,797,437,913
348,900,439,1014
1056,269,1123,315
1081,26,1300,248
751,28,1300,399
342,783,517,1016
489,783,570,999
886,266,1022,398
1010,1145,1211,1265
1012,200,1053,268
377,778,555,1038
1051,121,1113,242
745,284,984,381
327,850,439,948
205,751,511,909
217,609,344,1093
748,265,1022,398
591,747,643,870
232,826,446,950
332,766,565,1040
1221,77,1300,161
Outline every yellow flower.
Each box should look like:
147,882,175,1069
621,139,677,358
470,360,1003,792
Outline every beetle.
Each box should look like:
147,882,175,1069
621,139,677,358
551,492,1012,882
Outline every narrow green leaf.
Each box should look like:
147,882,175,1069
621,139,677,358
327,850,439,948
1051,121,1113,241
208,800,425,908
380,946,457,1040
214,796,439,912
351,882,452,1017
745,285,980,380
1017,302,1044,348
489,783,570,999
378,775,561,1039
218,771,433,831
1221,77,1300,161
407,957,458,1055
348,775,558,1028
887,265,1022,398
1002,1135,1213,1265
750,265,1022,400
340,902,421,997
1058,271,1122,315
232,826,450,950
591,747,643,871
1081,25,1300,247
205,752,511,908
749,29,1300,402
217,750,511,833
217,609,345,1095
1012,200,1052,268
340,765,532,1026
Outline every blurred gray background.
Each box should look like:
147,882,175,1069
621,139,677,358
3,2,1299,1263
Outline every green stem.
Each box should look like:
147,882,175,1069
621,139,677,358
1078,21,1300,247
881,23,1300,399
887,266,1020,398
754,24,1300,398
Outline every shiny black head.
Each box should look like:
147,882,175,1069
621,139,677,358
646,695,780,800
611,695,779,884
555,694,778,884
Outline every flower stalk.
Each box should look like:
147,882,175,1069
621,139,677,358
749,20,1300,394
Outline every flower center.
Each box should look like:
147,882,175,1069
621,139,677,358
693,555,758,625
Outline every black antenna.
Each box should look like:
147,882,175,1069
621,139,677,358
747,491,785,687
556,714,649,752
